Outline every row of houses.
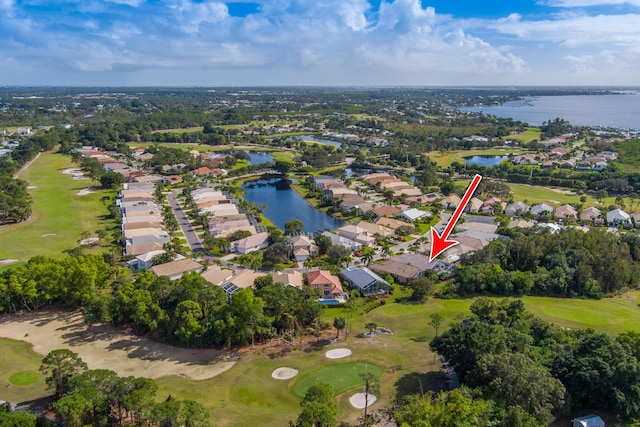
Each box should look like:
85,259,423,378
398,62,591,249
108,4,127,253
505,201,640,226
511,148,617,171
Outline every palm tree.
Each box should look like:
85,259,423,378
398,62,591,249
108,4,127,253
361,246,375,266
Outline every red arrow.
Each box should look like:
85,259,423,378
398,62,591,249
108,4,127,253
429,174,483,262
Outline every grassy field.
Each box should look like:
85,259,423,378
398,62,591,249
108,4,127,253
151,126,204,134
0,150,115,269
291,362,385,397
0,338,47,402
507,182,627,209
508,127,541,144
427,147,530,167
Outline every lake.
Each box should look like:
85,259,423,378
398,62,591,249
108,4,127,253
462,92,640,129
298,135,343,148
242,179,344,232
464,155,509,167
219,151,273,165
244,151,274,165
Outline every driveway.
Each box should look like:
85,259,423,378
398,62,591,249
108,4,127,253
167,189,205,253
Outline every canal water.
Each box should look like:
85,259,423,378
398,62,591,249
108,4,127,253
242,178,344,232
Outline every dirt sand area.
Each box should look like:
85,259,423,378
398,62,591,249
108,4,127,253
0,310,238,380
325,348,352,359
349,392,377,409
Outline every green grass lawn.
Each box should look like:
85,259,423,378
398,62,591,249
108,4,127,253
291,362,384,397
0,338,47,403
508,127,541,144
507,182,624,209
8,370,40,386
427,147,529,167
0,150,115,269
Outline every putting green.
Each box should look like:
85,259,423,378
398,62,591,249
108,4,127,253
291,362,384,397
8,371,40,386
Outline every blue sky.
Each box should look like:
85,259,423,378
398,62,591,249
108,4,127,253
1,0,639,86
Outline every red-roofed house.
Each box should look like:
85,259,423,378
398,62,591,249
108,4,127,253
306,270,345,302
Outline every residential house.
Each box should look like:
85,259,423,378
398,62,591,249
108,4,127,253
134,250,167,271
306,270,345,302
508,219,535,229
572,414,605,427
220,270,266,298
163,175,182,185
337,225,376,246
443,195,461,210
320,231,362,250
633,212,640,227
406,193,441,205
580,207,603,224
341,267,390,295
372,205,401,218
124,242,165,256
466,197,484,214
188,166,215,177
233,232,270,254
530,203,554,217
375,217,412,231
356,221,394,238
200,266,234,287
555,204,578,221
607,208,632,226
505,201,530,217
272,270,305,288
369,259,422,284
397,208,429,222
151,259,204,280
289,235,319,262
576,161,592,170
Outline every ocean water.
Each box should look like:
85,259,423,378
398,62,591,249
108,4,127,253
462,92,640,130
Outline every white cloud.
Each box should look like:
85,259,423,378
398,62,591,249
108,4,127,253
0,0,14,10
540,0,640,7
169,0,230,33
107,0,146,6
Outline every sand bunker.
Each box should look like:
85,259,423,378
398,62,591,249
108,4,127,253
79,237,99,246
0,259,19,265
325,348,352,359
0,310,238,381
27,186,37,189
271,367,299,380
63,168,86,180
77,187,95,196
42,234,57,237
349,393,377,409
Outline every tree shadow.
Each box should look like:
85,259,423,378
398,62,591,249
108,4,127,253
409,336,430,343
394,371,447,400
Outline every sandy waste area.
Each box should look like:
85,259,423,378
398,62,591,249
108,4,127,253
0,310,238,380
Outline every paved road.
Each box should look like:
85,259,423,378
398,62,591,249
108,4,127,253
167,189,205,254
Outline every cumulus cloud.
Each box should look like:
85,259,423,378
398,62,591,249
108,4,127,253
539,0,640,7
5,0,637,85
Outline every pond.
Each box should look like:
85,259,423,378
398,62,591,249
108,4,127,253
244,151,274,165
298,135,343,148
219,151,274,165
464,155,509,167
242,178,344,232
